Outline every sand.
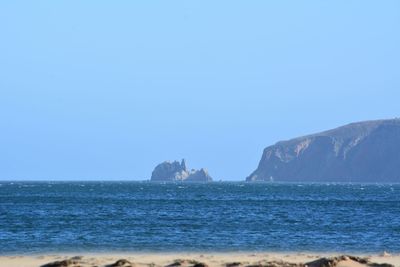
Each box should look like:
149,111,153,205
0,252,398,267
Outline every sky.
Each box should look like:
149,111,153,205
0,1,399,181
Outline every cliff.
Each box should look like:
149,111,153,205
151,159,213,182
247,119,400,182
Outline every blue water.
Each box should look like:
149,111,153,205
0,182,399,254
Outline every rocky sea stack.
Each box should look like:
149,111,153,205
247,118,400,183
151,159,213,182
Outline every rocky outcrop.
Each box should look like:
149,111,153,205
166,259,209,267
39,256,394,267
107,259,134,267
305,255,393,267
247,119,400,182
151,159,213,182
41,258,82,267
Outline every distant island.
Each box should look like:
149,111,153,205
151,159,213,182
247,118,400,183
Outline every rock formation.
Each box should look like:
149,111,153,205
151,159,213,182
39,255,394,267
247,119,400,182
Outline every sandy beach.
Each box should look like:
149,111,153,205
0,252,398,267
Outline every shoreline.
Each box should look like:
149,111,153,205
0,252,398,267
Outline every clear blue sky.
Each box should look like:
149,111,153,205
1,1,399,180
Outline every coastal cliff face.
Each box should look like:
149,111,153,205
151,159,213,182
247,119,400,182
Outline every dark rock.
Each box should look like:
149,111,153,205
247,119,400,182
166,262,183,267
165,259,187,267
246,261,301,267
368,264,395,267
165,259,208,267
305,257,338,267
41,259,78,267
347,256,369,264
151,159,213,182
107,259,134,267
305,255,394,267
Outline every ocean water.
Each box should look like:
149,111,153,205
0,182,399,254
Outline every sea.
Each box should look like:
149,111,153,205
0,181,399,254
